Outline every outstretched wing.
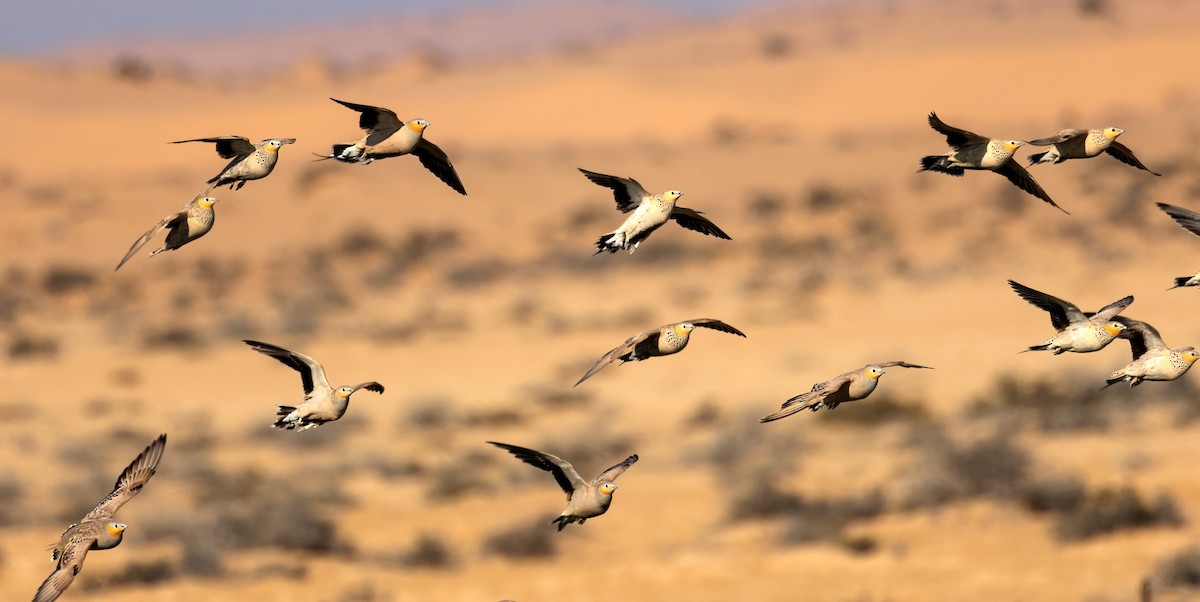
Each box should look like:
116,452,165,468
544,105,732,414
171,136,255,159
687,319,747,337
994,161,1069,214
578,168,651,213
488,441,586,499
761,374,853,423
1091,295,1134,323
1114,317,1168,360
33,534,94,602
1026,129,1087,146
1157,203,1200,238
670,207,732,240
114,211,185,272
84,434,166,521
927,112,988,149
413,138,467,195
595,454,639,483
876,361,934,369
1007,279,1085,330
1106,141,1161,176
330,98,402,137
574,329,657,386
243,340,331,395
350,381,385,394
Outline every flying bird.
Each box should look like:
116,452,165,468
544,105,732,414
1156,203,1200,290
32,434,167,602
1106,317,1200,387
115,193,217,271
1007,279,1132,354
761,362,932,422
918,112,1066,213
579,168,730,254
320,98,466,195
243,340,384,431
488,441,637,531
1026,127,1160,175
172,136,296,190
575,319,746,386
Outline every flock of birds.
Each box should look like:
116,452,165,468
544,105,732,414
27,100,1200,601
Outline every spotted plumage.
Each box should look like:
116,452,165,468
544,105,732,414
33,435,167,602
172,136,296,190
918,112,1066,213
1008,280,1132,354
320,98,466,195
115,193,218,271
574,319,745,385
243,340,384,431
488,442,638,531
1105,317,1200,387
760,361,932,422
579,168,731,254
1026,127,1160,175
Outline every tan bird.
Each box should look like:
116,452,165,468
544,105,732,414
1027,127,1160,175
1008,279,1132,354
488,442,638,531
172,136,296,190
579,168,731,254
919,112,1066,213
575,319,746,386
244,340,384,431
322,98,466,195
761,361,932,422
1105,317,1200,387
33,434,167,602
114,193,217,271
1156,203,1200,290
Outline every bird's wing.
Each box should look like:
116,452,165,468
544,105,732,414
33,533,94,602
876,361,934,369
760,374,852,422
350,381,385,394
1091,295,1134,322
1158,203,1200,238
1007,279,1084,330
574,330,656,386
1114,317,1168,360
1026,129,1087,146
488,442,586,498
687,319,747,337
84,434,166,522
413,138,467,195
242,340,331,395
994,161,1069,214
114,210,187,271
578,168,651,213
927,112,989,149
330,98,402,134
171,136,255,159
595,454,639,483
1106,141,1161,176
670,207,732,240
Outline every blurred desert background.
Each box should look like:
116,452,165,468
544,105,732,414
5,0,1200,600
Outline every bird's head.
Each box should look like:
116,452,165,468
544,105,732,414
1183,349,1200,364
263,139,292,152
865,365,886,380
674,322,696,337
106,522,128,538
1103,127,1124,140
197,196,218,209
664,190,684,202
598,482,618,496
335,386,355,399
1002,140,1024,153
1104,321,1127,337
408,119,430,134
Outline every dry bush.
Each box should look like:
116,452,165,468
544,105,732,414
899,427,1030,510
1156,546,1200,590
1053,486,1184,542
7,331,59,360
968,374,1119,433
42,264,95,296
141,325,206,350
396,534,456,569
426,450,494,501
363,229,459,290
482,518,558,560
760,32,795,59
82,559,175,590
727,475,803,521
444,259,511,289
779,489,886,546
746,192,785,220
816,393,930,426
0,476,23,526
1017,474,1086,514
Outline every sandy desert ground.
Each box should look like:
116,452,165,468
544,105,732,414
5,0,1200,600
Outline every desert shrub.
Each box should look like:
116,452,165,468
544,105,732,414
1018,474,1086,514
728,475,803,521
398,534,455,569
779,489,886,546
141,326,205,350
816,393,930,426
426,450,493,501
1156,546,1200,589
483,519,558,560
7,331,59,360
529,386,593,410
0,476,22,525
968,374,1116,433
402,396,456,430
42,265,95,296
899,427,1030,509
97,559,176,587
1054,486,1184,541
760,32,794,58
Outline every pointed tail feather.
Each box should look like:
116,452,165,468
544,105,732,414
1168,277,1192,291
918,156,964,176
594,233,620,254
1026,151,1049,166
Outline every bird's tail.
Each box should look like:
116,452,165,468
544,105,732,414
594,233,621,254
1026,151,1050,167
551,516,574,531
760,394,822,423
1021,343,1051,353
918,156,964,176
330,144,362,163
1102,374,1124,389
272,405,298,429
1168,277,1192,290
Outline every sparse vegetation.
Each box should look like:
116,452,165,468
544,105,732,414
1053,486,1184,542
1155,546,1200,590
483,519,558,560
